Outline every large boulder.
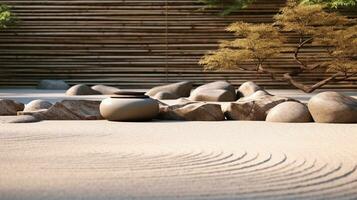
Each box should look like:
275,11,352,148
66,84,101,96
19,100,103,120
37,80,69,90
158,102,225,121
0,115,40,123
91,85,121,95
189,81,237,102
146,81,193,100
266,102,313,123
308,92,357,123
100,97,159,121
223,95,297,121
190,89,236,102
24,100,53,112
239,90,271,101
153,92,179,100
238,81,261,97
0,99,24,115
61,100,103,120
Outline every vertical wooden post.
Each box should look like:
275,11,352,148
165,0,169,83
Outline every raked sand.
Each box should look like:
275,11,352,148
1,120,357,200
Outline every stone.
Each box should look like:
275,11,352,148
308,91,357,123
0,115,40,123
224,95,297,121
158,102,225,121
189,89,236,102
0,99,24,115
238,81,261,97
237,90,272,101
100,97,159,121
146,81,193,99
153,91,180,100
61,100,103,120
19,100,102,120
91,85,121,95
37,80,69,90
24,100,53,112
189,81,237,102
65,84,101,96
266,102,313,123
19,103,82,120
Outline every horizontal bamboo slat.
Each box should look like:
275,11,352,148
0,0,355,89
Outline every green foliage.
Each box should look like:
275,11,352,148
300,0,357,8
0,4,14,29
199,0,356,15
199,0,255,15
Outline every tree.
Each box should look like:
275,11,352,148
199,0,357,93
199,22,287,79
0,4,14,29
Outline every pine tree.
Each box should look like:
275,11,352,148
200,0,357,92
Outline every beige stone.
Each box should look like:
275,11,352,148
238,81,261,97
266,101,313,123
190,81,237,102
19,100,102,120
100,97,159,121
153,91,180,100
24,100,53,112
190,89,236,102
159,102,225,121
193,81,236,95
308,91,357,123
61,100,103,120
0,99,24,115
91,85,121,95
224,95,296,121
66,84,101,96
146,81,193,99
0,115,40,123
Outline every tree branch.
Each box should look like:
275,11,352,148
283,71,356,93
294,37,313,70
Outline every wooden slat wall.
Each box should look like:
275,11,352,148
0,0,356,89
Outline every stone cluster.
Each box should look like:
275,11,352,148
0,81,356,123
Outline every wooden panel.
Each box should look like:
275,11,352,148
0,0,356,89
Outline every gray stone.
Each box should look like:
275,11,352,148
100,97,159,121
190,89,236,102
146,81,193,99
0,99,24,115
266,102,313,123
91,85,121,95
238,81,261,97
66,84,101,96
224,95,297,121
158,102,225,121
37,80,69,90
24,100,53,112
190,81,237,102
308,92,357,123
0,115,40,123
19,100,102,120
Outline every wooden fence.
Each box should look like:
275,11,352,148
0,0,356,89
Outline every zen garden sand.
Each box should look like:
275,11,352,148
0,80,356,200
